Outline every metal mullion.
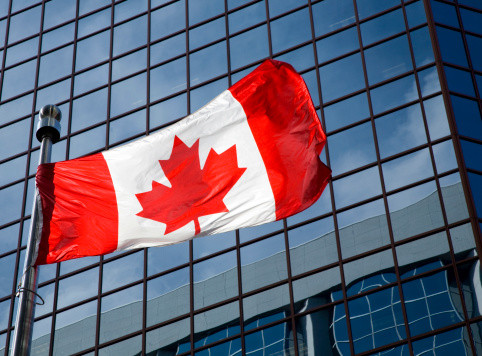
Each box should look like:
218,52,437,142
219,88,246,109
65,0,81,162
235,230,246,356
145,0,151,136
263,0,273,58
351,0,415,354
402,3,478,355
281,218,299,356
423,0,482,258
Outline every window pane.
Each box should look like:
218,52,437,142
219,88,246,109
328,122,377,176
317,26,359,65
440,173,469,224
69,124,106,158
461,8,482,36
114,0,147,23
324,92,369,132
6,37,38,67
365,35,412,85
74,64,108,96
356,0,399,19
194,251,237,309
190,18,224,50
288,217,337,275
53,301,97,355
241,234,287,293
147,241,189,276
466,34,482,72
375,104,427,158
150,93,186,128
0,118,30,161
411,26,435,67
270,8,311,54
8,5,41,44
436,26,468,67
102,251,144,292
190,41,227,86
338,199,390,258
193,231,236,259
151,0,186,41
38,45,73,86
361,8,405,46
150,33,185,66
43,0,76,30
229,1,265,34
388,181,444,241
333,167,382,208
57,267,99,309
320,53,365,103
77,8,110,38
109,109,146,144
433,140,457,174
382,148,434,191
451,95,482,141
99,284,143,343
71,88,108,132
312,0,355,36
431,1,459,28
147,267,189,326
150,57,186,101
2,59,37,100
76,30,110,71
189,0,224,25
190,77,227,112
146,318,191,354
406,1,426,28
371,75,418,115
424,95,450,140
230,25,268,70
110,73,147,118
113,15,147,56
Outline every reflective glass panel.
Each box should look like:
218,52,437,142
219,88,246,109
333,167,382,208
229,25,268,70
435,26,468,67
440,173,469,225
194,250,237,309
114,0,147,23
244,322,290,356
0,253,16,298
147,267,189,326
324,92,370,132
338,199,390,258
150,33,185,66
461,8,482,36
466,34,482,72
193,231,235,259
431,1,459,28
356,0,399,19
228,1,265,34
77,8,110,38
444,66,474,97
98,335,142,356
344,249,395,287
57,267,99,309
147,241,189,276
43,0,76,30
71,88,108,132
361,9,405,46
190,41,227,86
406,1,426,28
239,220,283,243
418,65,441,97
190,77,227,112
150,93,186,128
319,53,365,103
194,302,240,348
275,44,314,72
102,251,144,292
451,95,482,141
411,26,435,67
151,0,185,41
312,0,355,36
112,49,146,82
365,35,412,85
433,140,457,174
150,57,186,101
99,284,143,343
189,18,224,50
288,217,337,276
328,122,376,176
188,0,224,26
1,59,36,100
270,8,311,54
110,73,147,118
5,37,38,67
113,15,147,57
243,284,290,331
241,234,287,293
388,181,444,241
69,124,106,159
370,74,418,115
53,301,97,355
382,148,434,192
316,26,359,64
146,318,191,355
0,224,19,255
74,64,108,96
8,5,41,44
424,95,450,140
75,30,110,71
109,109,146,144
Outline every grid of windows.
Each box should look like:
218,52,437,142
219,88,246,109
0,0,482,355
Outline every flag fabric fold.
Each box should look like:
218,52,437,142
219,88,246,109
35,59,331,265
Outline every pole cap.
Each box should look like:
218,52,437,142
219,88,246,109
36,105,61,143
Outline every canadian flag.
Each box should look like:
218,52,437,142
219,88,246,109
35,60,331,265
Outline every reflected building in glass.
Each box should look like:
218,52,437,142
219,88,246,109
0,0,481,355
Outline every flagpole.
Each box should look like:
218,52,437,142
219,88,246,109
11,105,61,356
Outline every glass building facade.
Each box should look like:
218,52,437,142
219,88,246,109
0,0,482,355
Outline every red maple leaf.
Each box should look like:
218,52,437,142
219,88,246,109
135,136,246,235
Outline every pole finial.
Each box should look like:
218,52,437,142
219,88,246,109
36,104,61,143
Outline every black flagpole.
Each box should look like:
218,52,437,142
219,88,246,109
11,105,61,356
